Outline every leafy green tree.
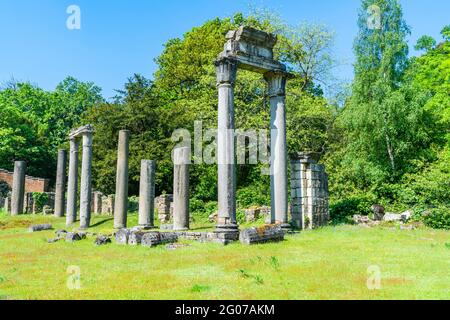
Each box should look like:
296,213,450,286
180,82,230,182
0,77,103,180
337,0,435,194
415,35,436,52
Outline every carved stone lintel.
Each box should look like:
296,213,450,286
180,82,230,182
215,57,237,86
69,124,95,139
264,71,289,97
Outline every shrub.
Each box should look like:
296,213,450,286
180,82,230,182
32,193,49,212
237,184,270,208
423,206,450,230
0,180,11,198
190,198,217,221
128,196,139,212
329,196,374,224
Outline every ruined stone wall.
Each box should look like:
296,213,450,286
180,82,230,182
0,169,49,193
290,156,329,229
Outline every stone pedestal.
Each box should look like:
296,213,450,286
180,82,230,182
155,194,172,223
114,130,130,229
54,149,67,218
66,139,79,225
215,58,238,232
102,195,115,216
265,71,289,230
290,153,329,229
92,191,103,215
11,161,26,216
79,133,93,229
173,147,190,231
139,160,156,228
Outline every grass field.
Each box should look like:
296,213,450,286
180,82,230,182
0,210,449,300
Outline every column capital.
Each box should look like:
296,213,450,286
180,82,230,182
264,70,291,97
215,57,237,86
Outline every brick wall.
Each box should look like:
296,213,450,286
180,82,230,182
0,169,50,193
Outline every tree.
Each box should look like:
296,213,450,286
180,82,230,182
0,77,103,180
333,0,438,202
415,35,436,52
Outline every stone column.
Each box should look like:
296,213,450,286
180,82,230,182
66,139,79,225
79,133,93,230
54,149,67,218
265,71,290,230
114,130,130,229
138,160,156,229
173,147,190,231
11,161,26,216
215,57,238,232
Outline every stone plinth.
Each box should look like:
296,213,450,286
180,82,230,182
155,194,173,223
101,195,115,216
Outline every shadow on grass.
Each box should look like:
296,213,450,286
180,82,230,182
89,217,114,228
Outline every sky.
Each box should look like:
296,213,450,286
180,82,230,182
0,0,448,99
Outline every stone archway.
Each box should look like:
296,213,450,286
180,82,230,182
215,27,292,234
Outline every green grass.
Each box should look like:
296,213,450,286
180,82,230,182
0,210,449,300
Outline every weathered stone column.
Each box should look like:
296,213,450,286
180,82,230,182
114,130,130,229
54,149,67,218
11,161,26,216
215,57,238,232
138,160,156,229
173,147,190,231
79,133,93,229
265,71,289,230
66,139,79,225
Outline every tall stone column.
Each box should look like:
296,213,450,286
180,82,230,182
138,160,156,229
114,130,130,229
54,149,67,218
11,161,26,216
265,71,290,230
173,147,190,231
66,139,79,225
79,133,93,230
215,57,238,232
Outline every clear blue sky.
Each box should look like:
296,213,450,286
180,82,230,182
0,0,448,99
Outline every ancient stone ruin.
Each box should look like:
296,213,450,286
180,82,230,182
66,125,94,229
3,27,332,248
215,26,293,235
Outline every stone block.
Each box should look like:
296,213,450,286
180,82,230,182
141,232,178,247
115,228,131,245
239,225,285,245
29,224,53,232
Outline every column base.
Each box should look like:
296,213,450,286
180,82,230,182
215,223,239,233
138,225,157,230
173,227,189,231
214,224,239,245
